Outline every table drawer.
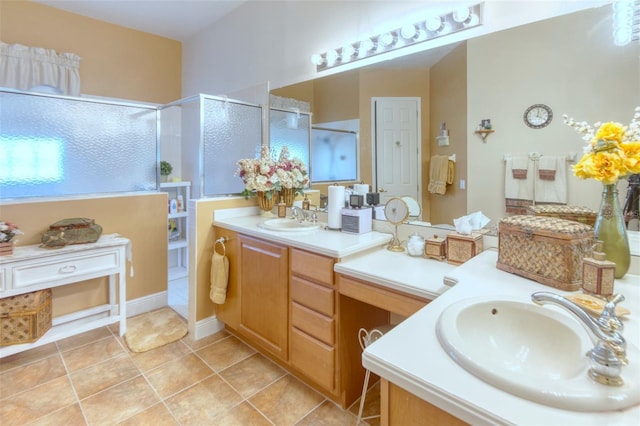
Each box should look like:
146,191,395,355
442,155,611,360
291,276,334,316
290,327,335,393
291,248,335,286
291,302,334,345
12,250,119,289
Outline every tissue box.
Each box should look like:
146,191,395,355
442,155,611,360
525,205,597,227
446,232,483,265
497,215,594,291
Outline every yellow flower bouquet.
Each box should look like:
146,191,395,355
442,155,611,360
564,107,640,184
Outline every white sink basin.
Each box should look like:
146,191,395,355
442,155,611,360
259,218,322,232
436,297,640,412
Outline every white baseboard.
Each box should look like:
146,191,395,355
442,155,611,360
192,315,225,340
126,291,167,318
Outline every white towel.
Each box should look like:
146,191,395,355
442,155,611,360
210,252,229,304
535,156,567,204
505,156,534,214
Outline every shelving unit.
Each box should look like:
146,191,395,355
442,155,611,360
160,181,190,281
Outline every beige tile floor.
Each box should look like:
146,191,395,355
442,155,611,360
0,320,380,425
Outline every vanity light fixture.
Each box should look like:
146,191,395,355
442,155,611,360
612,0,639,46
310,3,483,72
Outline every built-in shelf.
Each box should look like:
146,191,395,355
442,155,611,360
475,129,494,142
160,181,191,284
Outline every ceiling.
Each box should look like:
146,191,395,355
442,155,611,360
33,0,248,42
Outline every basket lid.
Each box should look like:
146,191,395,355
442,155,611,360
526,205,596,215
499,215,593,234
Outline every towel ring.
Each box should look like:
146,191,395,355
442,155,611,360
215,237,227,256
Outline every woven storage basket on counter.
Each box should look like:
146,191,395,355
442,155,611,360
525,205,597,227
497,216,594,291
0,289,52,346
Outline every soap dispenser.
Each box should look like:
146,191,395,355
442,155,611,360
582,241,616,297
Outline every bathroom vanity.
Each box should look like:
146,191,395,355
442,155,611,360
213,213,455,409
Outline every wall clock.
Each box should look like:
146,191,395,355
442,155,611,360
523,104,553,129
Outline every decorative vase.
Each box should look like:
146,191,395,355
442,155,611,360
257,191,276,216
0,242,14,256
594,184,630,278
280,188,296,207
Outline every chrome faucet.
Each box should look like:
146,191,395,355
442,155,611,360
531,292,627,386
290,206,308,222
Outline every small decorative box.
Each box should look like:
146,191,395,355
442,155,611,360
424,235,446,261
446,232,483,265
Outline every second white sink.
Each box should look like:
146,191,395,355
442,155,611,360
436,297,640,412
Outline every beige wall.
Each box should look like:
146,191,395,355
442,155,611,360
1,1,181,104
467,7,639,224
429,44,467,225
0,2,182,315
1,194,167,315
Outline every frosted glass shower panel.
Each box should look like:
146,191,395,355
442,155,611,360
269,109,310,172
0,90,157,199
202,96,262,196
311,127,358,182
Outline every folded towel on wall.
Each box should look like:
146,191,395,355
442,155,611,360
538,156,557,181
505,156,534,214
428,155,454,195
210,251,229,304
511,156,529,179
535,156,567,204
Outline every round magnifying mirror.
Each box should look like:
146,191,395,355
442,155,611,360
401,196,421,219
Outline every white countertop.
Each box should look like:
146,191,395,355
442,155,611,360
334,249,455,300
213,208,392,258
363,249,640,426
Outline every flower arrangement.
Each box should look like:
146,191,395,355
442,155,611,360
237,145,309,197
276,146,309,196
564,107,640,184
0,221,23,243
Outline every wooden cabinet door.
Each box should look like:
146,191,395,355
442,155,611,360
238,235,289,361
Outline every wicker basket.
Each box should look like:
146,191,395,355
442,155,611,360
0,289,53,346
497,216,594,291
525,205,597,227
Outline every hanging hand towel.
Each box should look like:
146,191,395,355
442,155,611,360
538,156,557,181
210,251,229,304
428,155,451,195
505,156,534,214
535,156,567,204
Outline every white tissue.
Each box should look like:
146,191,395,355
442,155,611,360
454,211,490,234
354,184,369,195
453,216,472,235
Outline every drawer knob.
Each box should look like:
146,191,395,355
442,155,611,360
59,265,77,274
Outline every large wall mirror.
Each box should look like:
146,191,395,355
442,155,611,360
271,5,639,230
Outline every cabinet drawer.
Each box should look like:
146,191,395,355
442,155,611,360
291,276,334,316
291,302,334,344
290,327,335,393
291,249,335,286
12,251,119,289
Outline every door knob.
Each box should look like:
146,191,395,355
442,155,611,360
379,188,386,192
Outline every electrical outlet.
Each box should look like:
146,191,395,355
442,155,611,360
459,179,465,189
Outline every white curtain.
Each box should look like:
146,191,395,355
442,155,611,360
0,42,81,96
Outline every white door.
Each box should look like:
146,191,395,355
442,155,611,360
373,97,421,206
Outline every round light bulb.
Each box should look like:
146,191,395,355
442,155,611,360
359,38,375,56
379,32,397,47
453,7,470,23
342,44,355,60
310,54,325,66
426,17,443,32
400,24,418,40
326,49,339,66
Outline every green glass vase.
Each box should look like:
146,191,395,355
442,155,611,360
594,184,630,278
